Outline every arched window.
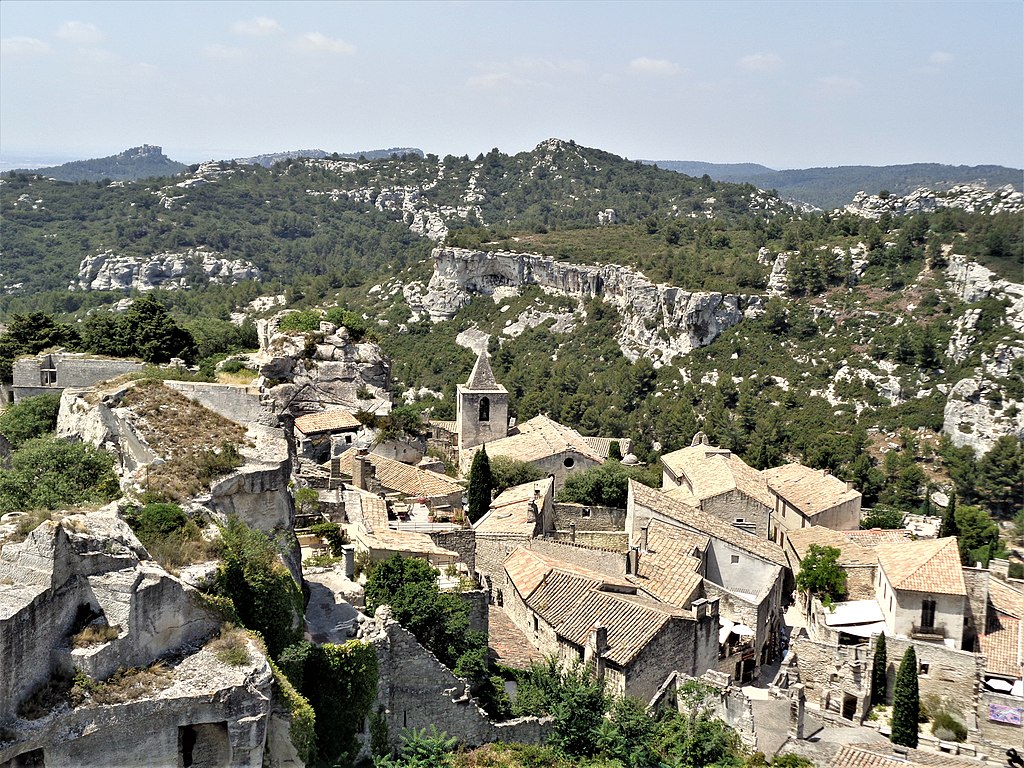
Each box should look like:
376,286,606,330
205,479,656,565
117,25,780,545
479,396,490,422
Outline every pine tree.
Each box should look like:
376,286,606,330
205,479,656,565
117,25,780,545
939,492,959,539
870,634,888,705
891,647,919,748
467,446,494,524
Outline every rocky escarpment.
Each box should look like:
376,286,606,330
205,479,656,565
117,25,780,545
75,248,259,292
254,314,391,416
842,184,1023,219
410,247,762,363
941,255,1024,454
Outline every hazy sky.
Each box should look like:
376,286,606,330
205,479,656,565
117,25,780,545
1,1,1022,169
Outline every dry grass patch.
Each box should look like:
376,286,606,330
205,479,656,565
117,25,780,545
72,624,120,648
216,369,258,385
71,663,173,707
120,380,248,501
208,624,252,667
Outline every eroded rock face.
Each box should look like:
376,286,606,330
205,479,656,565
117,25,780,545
254,316,391,416
420,247,761,362
76,249,260,292
946,254,1024,333
943,344,1024,454
842,184,1024,219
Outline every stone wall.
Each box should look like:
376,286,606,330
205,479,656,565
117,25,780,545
548,530,629,550
430,529,477,574
702,491,771,539
789,636,872,722
370,617,550,750
524,538,627,576
976,690,1023,751
163,380,267,426
458,589,489,635
960,566,989,651
475,533,533,598
845,565,878,601
883,636,981,723
550,502,626,532
12,353,145,400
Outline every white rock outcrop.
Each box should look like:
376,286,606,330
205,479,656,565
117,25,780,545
76,249,260,292
842,184,1023,219
943,344,1024,455
945,254,1024,332
254,315,391,416
420,247,761,362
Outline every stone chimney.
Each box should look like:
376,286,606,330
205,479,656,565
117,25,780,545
353,447,371,490
527,499,538,523
569,521,576,544
847,481,855,491
586,621,608,680
640,525,650,552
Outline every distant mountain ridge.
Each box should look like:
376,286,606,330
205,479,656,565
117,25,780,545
18,145,187,183
234,147,424,167
646,160,1024,209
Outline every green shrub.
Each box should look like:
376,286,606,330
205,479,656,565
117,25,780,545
309,521,347,555
0,393,61,447
215,518,304,659
931,711,967,742
0,437,121,514
268,658,317,766
278,310,323,333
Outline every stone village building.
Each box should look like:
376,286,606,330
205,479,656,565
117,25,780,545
4,350,146,404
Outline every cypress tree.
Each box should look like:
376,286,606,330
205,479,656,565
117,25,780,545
891,647,919,748
871,634,888,706
939,492,959,539
467,446,494,523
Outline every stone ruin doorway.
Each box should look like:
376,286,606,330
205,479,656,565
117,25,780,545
178,721,230,768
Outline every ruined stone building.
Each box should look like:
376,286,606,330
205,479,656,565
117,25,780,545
0,511,283,768
294,409,362,462
4,351,145,403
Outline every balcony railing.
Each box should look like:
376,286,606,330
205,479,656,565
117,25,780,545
910,623,946,639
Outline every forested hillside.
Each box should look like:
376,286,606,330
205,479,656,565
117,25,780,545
1,139,1021,526
649,160,1023,209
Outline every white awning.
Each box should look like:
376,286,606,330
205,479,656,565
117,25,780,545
836,621,888,638
985,678,1013,693
823,600,884,628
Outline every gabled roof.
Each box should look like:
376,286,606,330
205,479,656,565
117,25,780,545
833,743,988,768
633,519,708,608
503,545,679,666
295,409,362,435
581,435,633,459
474,477,552,535
762,463,861,516
876,537,966,596
463,351,506,392
335,448,463,499
630,480,787,567
661,444,774,509
786,526,879,567
484,415,604,465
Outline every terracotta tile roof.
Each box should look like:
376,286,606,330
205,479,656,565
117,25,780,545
486,415,604,465
344,487,457,558
630,480,787,567
581,436,633,459
661,444,774,509
430,419,457,434
979,614,1023,678
557,590,676,666
987,577,1024,619
474,478,552,535
464,351,506,392
343,487,389,532
633,519,708,607
786,526,878,567
876,537,966,596
833,743,988,768
335,448,463,500
762,463,861,517
504,548,565,599
294,409,362,435
842,529,913,546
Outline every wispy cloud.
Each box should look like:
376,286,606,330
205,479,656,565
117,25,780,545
231,17,283,37
299,32,356,55
204,43,245,60
0,36,51,55
56,21,104,45
467,72,522,90
628,57,680,76
816,75,863,95
77,47,117,63
913,51,954,75
737,53,781,73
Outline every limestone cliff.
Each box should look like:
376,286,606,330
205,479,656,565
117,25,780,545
75,248,260,292
942,344,1024,455
416,247,762,362
842,184,1024,219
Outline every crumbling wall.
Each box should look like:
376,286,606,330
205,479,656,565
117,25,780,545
883,636,981,723
789,636,871,723
370,617,550,750
429,530,476,574
163,380,268,426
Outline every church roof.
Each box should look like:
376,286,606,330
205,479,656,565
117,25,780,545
464,351,506,392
